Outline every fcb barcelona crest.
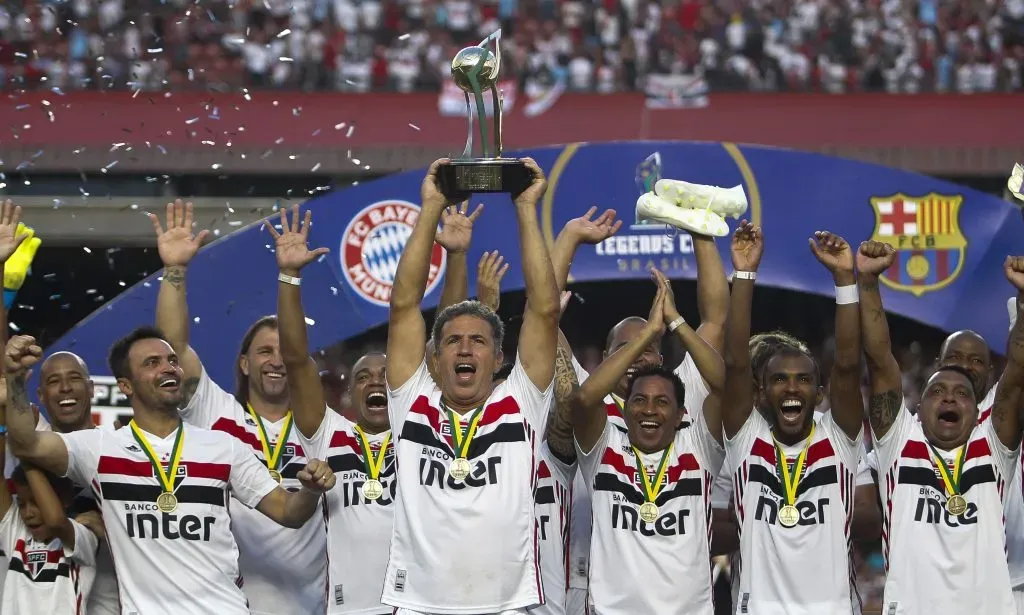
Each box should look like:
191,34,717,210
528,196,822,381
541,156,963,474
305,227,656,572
868,193,967,297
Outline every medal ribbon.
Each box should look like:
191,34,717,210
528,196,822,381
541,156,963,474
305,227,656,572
130,420,184,495
355,426,391,480
247,404,293,472
443,402,484,459
927,442,966,497
631,443,673,505
772,424,816,506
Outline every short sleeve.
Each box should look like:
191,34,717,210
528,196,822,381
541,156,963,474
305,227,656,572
673,353,711,420
821,411,864,472
296,408,346,460
688,397,725,477
710,464,734,510
570,354,590,385
58,429,103,488
577,420,614,484
179,364,236,429
64,519,99,567
855,450,874,487
0,504,19,553
981,418,1019,488
227,436,280,509
723,408,769,475
542,441,576,488
495,355,554,429
870,397,914,476
387,360,436,431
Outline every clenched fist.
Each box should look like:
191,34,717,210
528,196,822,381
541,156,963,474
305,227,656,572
296,459,337,493
1005,256,1024,291
4,335,41,380
856,240,896,277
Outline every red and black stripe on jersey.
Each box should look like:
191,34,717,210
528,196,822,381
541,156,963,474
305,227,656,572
94,456,231,506
400,395,529,456
210,416,310,481
321,429,396,478
742,437,840,499
593,446,705,505
7,539,72,583
894,439,997,492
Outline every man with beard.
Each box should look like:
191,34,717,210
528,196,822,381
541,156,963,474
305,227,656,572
384,158,560,614
858,242,1024,614
269,203,395,615
722,226,865,613
3,329,335,615
569,272,724,615
151,200,328,614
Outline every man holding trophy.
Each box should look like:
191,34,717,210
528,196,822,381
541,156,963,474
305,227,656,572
383,30,561,614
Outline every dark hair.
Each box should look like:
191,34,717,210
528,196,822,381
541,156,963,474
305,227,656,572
431,301,504,353
493,362,514,382
760,345,821,389
930,365,979,401
626,364,686,409
10,464,73,498
235,315,278,406
108,326,170,381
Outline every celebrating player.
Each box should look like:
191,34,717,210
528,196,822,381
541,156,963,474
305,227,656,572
858,242,1024,613
571,271,725,615
384,158,560,614
3,329,336,615
270,203,396,615
722,226,865,613
152,199,328,614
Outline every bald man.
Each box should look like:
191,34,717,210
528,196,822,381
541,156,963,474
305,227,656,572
936,330,994,412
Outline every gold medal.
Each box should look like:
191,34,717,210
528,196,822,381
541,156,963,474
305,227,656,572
269,469,282,484
946,494,968,516
779,504,800,528
773,424,815,529
362,479,384,501
449,457,472,481
248,405,293,486
156,492,178,513
639,502,660,523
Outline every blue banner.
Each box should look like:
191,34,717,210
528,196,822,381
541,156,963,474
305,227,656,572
47,142,1018,423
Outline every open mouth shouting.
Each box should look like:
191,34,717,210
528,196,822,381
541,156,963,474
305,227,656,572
454,362,477,385
778,398,805,426
937,405,962,429
365,390,387,414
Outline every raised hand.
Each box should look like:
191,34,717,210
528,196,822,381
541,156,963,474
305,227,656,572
421,158,451,210
650,268,682,324
809,231,855,277
296,459,337,493
856,240,897,277
563,206,623,245
477,250,509,311
0,200,29,264
559,290,573,317
436,201,484,254
1005,256,1024,291
264,204,330,274
4,335,41,380
513,157,548,209
646,277,668,335
731,220,764,272
150,200,210,267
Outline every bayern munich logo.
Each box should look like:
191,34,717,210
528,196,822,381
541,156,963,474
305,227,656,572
340,200,447,307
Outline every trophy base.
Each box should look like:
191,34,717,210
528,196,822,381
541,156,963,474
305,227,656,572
438,158,531,203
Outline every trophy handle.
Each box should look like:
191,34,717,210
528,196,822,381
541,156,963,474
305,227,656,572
461,92,474,159
491,87,503,159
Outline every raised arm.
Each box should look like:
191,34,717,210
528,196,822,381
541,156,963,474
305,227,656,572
549,207,622,291
722,222,763,439
855,241,902,439
988,257,1024,449
809,231,863,439
435,201,483,311
476,250,509,312
545,292,578,462
256,459,336,528
267,205,331,439
388,159,453,388
0,381,9,519
4,336,69,476
514,158,561,390
151,200,210,405
692,234,729,355
572,281,666,452
655,268,725,394
25,465,80,548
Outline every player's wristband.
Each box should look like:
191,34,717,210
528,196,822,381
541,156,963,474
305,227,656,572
734,270,756,281
278,272,302,286
1010,296,1019,331
835,284,859,305
667,316,686,333
2,288,17,310
0,425,8,435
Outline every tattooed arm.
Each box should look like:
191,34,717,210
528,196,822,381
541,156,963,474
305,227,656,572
5,336,69,475
545,330,580,463
855,241,903,439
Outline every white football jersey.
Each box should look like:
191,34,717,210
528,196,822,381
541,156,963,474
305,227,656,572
875,397,1016,614
725,410,862,615
565,353,710,595
58,421,280,615
579,403,724,615
384,358,553,613
182,366,328,615
0,505,97,614
534,443,574,615
297,410,394,614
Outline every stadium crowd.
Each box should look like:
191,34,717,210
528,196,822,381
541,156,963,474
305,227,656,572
1,0,1022,93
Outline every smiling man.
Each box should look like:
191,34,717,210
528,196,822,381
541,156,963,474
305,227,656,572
722,227,865,614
